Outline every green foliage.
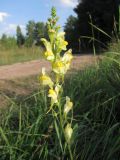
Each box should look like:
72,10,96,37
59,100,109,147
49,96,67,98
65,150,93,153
34,22,48,45
64,56,120,159
25,21,48,47
0,52,120,159
108,39,120,53
16,26,25,47
25,20,36,47
0,34,17,50
70,0,120,51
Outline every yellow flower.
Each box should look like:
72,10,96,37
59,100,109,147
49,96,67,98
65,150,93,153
55,32,68,51
64,96,73,115
64,123,73,144
45,51,54,61
52,60,66,74
39,68,53,88
41,38,51,51
63,40,68,46
48,85,61,104
62,49,73,70
48,89,58,103
48,29,56,44
57,32,65,39
59,39,68,51
62,49,73,63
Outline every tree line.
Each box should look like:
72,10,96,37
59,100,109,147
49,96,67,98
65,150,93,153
0,0,119,52
0,20,48,49
64,0,120,52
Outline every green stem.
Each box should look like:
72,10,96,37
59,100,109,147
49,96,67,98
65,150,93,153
68,144,73,160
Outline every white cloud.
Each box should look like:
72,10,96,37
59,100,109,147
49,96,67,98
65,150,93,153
0,12,9,22
5,24,26,36
60,0,78,7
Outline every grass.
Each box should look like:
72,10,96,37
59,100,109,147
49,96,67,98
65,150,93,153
0,47,44,66
0,48,120,159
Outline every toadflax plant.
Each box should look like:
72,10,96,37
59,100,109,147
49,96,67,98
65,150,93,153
40,7,74,159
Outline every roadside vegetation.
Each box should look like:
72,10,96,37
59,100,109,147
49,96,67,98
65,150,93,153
0,20,47,65
0,6,120,159
0,0,120,159
0,49,120,159
0,46,43,65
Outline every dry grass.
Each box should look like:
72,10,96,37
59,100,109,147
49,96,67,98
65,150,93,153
0,46,44,66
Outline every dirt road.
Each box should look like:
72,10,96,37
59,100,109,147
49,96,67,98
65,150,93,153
0,55,99,80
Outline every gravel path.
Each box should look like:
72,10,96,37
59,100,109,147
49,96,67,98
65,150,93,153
0,55,99,80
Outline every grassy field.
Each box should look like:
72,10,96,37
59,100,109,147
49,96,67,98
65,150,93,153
0,47,44,66
0,46,120,159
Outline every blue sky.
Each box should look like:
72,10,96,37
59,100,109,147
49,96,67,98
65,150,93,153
0,0,78,36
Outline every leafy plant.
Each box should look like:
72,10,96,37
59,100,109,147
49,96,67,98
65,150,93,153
39,7,75,159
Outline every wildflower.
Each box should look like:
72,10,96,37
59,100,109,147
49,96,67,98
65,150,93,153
52,60,66,75
57,32,65,39
49,29,55,33
64,96,73,115
40,68,53,88
48,85,61,104
64,123,73,144
62,49,73,70
41,38,51,51
48,29,56,44
48,89,58,103
62,49,73,63
58,39,68,51
55,32,68,51
44,50,55,61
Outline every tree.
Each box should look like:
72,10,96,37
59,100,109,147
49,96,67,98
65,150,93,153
34,22,48,45
64,15,79,52
74,0,120,51
25,20,36,47
16,26,25,47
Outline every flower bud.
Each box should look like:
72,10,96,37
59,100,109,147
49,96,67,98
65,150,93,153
64,96,73,115
64,124,73,144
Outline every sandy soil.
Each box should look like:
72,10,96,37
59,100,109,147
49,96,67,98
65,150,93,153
0,55,100,108
0,55,99,80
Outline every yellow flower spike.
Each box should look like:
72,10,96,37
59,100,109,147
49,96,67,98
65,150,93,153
44,50,55,61
39,68,53,88
64,123,73,144
48,88,58,104
52,60,66,75
64,96,73,115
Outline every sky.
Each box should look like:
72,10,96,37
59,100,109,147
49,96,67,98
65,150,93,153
0,0,78,37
